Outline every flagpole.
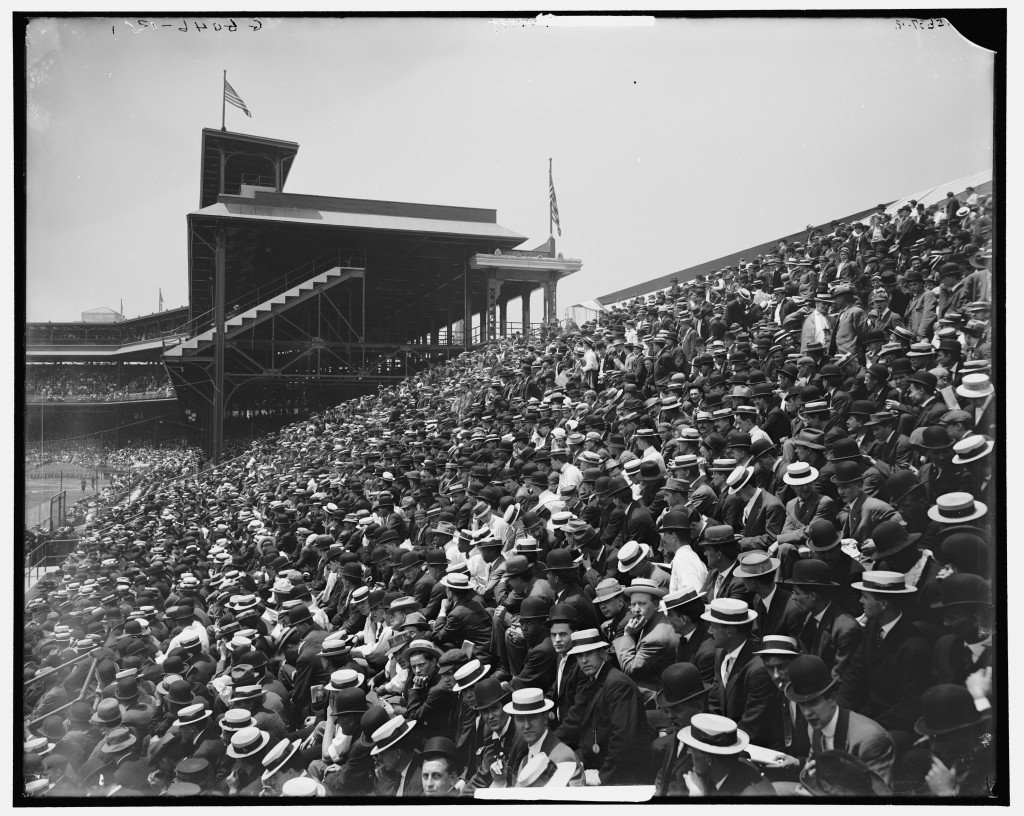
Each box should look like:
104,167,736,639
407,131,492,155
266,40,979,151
548,158,553,239
221,70,227,131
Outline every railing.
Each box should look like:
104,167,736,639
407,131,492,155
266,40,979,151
24,388,176,404
168,248,367,343
24,538,77,587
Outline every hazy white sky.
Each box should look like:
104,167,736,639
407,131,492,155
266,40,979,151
25,15,993,322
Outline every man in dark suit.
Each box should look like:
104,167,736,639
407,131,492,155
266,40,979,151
785,654,895,786
459,676,517,792
501,688,581,786
725,465,786,551
652,663,710,797
929,573,992,686
803,518,866,616
841,571,933,734
509,596,556,692
663,588,717,688
784,558,863,707
833,461,902,542
871,520,943,629
734,550,802,639
866,411,913,471
704,598,780,748
545,602,582,726
754,634,810,760
556,629,655,785
609,476,661,551
697,525,754,605
542,548,600,631
572,524,619,593
677,712,776,796
775,462,837,552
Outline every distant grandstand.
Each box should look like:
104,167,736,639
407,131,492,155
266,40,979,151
595,170,992,306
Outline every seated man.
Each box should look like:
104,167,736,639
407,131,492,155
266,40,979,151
611,578,679,693
678,713,776,796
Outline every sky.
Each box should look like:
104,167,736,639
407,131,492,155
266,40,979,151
24,14,994,322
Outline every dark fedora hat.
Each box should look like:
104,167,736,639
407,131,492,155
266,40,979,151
470,676,513,711
657,662,709,708
784,654,838,703
698,525,742,548
826,438,864,462
870,520,922,561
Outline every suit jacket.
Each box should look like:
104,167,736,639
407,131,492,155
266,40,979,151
686,478,719,519
751,587,803,639
465,719,519,792
871,430,914,471
599,502,625,547
737,490,786,550
511,636,557,693
556,663,655,785
701,561,754,605
709,640,780,748
842,614,932,732
931,633,992,686
617,500,661,550
582,544,620,592
837,496,901,542
506,730,581,787
434,596,493,657
903,289,937,338
612,612,680,685
796,602,862,707
913,396,948,430
675,624,717,688
704,756,777,796
763,406,792,445
777,492,836,544
554,585,601,632
653,732,692,797
808,707,895,785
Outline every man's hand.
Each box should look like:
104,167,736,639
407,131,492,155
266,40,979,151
966,665,992,702
623,614,644,640
925,755,959,796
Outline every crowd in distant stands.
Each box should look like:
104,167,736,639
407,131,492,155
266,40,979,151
26,366,175,402
21,189,997,801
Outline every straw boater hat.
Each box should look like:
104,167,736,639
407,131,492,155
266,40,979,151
926,492,987,524
617,540,651,572
369,715,418,755
502,687,554,716
754,634,801,657
850,571,917,595
733,550,780,579
782,462,819,486
452,658,490,692
566,628,610,656
226,726,271,759
622,577,667,599
679,713,750,755
701,597,758,625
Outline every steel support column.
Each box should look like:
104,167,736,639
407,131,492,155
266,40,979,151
211,225,226,462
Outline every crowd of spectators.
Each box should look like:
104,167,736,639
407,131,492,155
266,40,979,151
21,191,997,800
26,366,175,402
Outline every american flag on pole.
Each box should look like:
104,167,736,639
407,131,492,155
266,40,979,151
549,160,562,237
224,78,252,118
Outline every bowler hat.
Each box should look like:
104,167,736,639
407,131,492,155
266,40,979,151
915,684,990,736
656,662,709,707
931,573,990,609
784,654,838,702
543,548,577,573
870,520,922,561
830,460,864,485
783,559,836,588
470,676,512,710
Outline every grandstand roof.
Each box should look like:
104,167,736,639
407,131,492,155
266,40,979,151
192,189,528,243
595,170,992,305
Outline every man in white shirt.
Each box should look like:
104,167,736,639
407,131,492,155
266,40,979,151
550,447,584,494
659,508,708,595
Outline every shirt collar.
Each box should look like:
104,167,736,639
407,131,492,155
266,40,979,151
527,730,549,757
761,584,777,610
820,705,840,739
743,488,762,515
879,612,903,640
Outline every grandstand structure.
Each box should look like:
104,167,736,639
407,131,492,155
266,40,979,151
24,307,193,449
595,170,992,306
164,128,582,460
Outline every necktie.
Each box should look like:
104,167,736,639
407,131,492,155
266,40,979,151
714,573,725,599
722,655,734,686
781,697,793,747
812,728,824,755
802,616,819,652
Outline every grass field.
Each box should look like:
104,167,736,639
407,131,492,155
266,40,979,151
24,477,95,528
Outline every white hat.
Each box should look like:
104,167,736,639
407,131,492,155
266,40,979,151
782,462,819,486
700,597,757,626
503,687,555,715
679,713,750,755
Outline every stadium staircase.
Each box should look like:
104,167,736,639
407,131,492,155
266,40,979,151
163,261,364,358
